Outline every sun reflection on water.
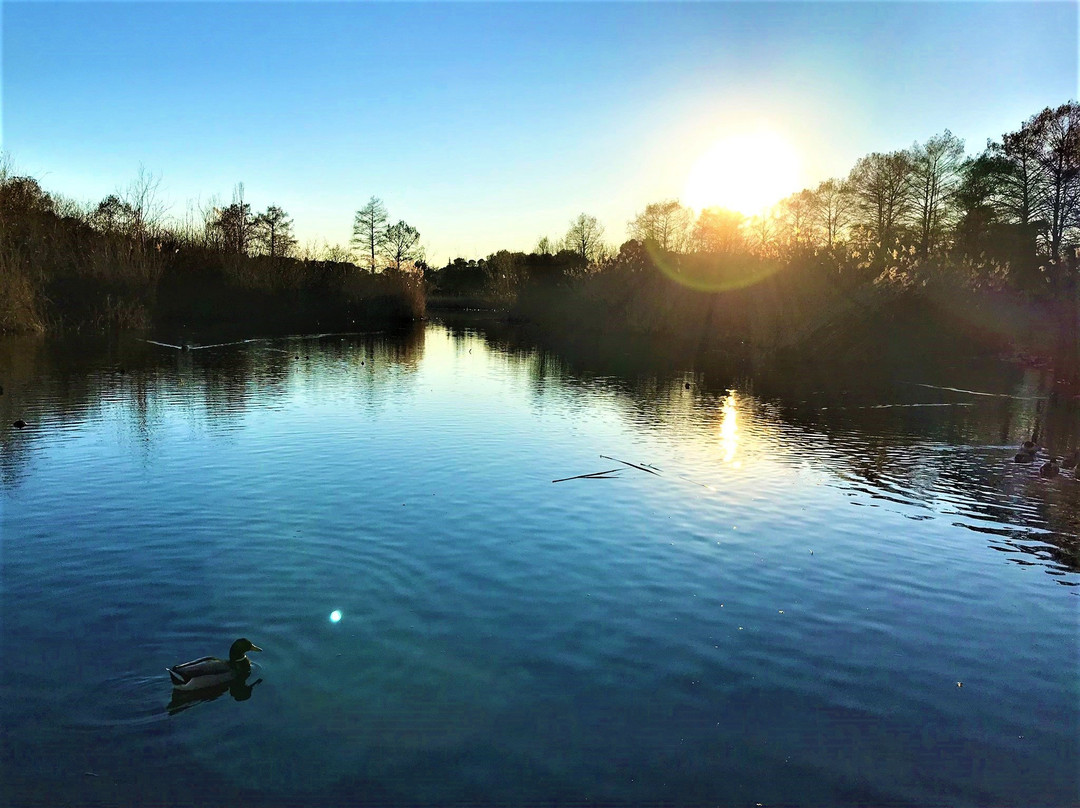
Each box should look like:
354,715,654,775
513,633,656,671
719,393,739,465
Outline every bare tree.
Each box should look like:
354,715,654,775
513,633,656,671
352,196,388,271
910,130,966,255
199,193,224,249
122,165,167,244
321,242,355,263
1031,102,1080,259
810,178,852,248
534,235,556,255
776,189,816,252
565,213,605,262
848,151,914,247
991,124,1042,233
691,207,744,254
628,200,693,252
745,211,779,256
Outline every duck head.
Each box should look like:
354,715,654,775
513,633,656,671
229,638,263,662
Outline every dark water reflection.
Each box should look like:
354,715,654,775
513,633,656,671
1,322,1077,807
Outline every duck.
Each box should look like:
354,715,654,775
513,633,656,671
1039,457,1060,478
1060,450,1079,470
167,638,262,691
1014,441,1038,463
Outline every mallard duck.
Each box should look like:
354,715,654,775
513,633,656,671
167,638,262,691
1014,441,1038,463
1039,458,1060,478
1060,450,1079,470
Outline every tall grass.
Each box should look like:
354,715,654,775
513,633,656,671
0,174,423,336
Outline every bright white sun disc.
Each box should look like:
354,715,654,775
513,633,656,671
684,131,801,215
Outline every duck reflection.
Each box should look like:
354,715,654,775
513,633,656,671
166,674,262,716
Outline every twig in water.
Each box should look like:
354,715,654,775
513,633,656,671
600,455,661,476
604,456,712,489
553,469,621,484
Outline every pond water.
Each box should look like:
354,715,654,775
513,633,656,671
1,322,1077,807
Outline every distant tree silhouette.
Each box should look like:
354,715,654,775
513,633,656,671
993,122,1042,233
382,220,422,272
848,151,914,250
691,207,744,254
121,166,166,244
745,211,779,256
92,194,137,235
954,152,1014,262
809,178,852,248
320,242,354,263
628,200,693,252
910,130,965,256
1030,102,1080,260
534,235,556,255
565,213,605,262
211,186,253,254
776,189,816,253
252,205,297,258
352,196,388,272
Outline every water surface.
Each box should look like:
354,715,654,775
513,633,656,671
1,323,1077,806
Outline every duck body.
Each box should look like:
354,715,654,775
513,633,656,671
1060,451,1079,470
1014,441,1039,463
1040,459,1060,478
168,638,261,691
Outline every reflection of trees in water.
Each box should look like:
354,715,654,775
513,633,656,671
0,325,425,487
3,320,1075,575
459,318,1080,577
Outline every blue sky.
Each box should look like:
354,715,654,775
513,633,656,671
3,2,1076,263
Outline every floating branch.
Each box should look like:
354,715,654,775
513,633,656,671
600,455,661,476
552,468,621,484
603,456,712,489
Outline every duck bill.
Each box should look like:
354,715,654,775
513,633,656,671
249,644,263,652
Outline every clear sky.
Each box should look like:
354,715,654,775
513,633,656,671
3,2,1076,264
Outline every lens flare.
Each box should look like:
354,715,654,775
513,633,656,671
645,240,782,293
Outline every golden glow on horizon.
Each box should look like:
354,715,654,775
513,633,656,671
719,393,739,465
683,130,801,216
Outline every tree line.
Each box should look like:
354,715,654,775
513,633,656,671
0,163,425,333
428,101,1077,370
75,171,426,275
509,101,1077,284
2,100,1075,353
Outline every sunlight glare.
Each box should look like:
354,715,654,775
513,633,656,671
719,393,739,465
684,130,801,215
330,609,342,623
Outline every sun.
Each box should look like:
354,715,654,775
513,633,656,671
683,130,802,216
